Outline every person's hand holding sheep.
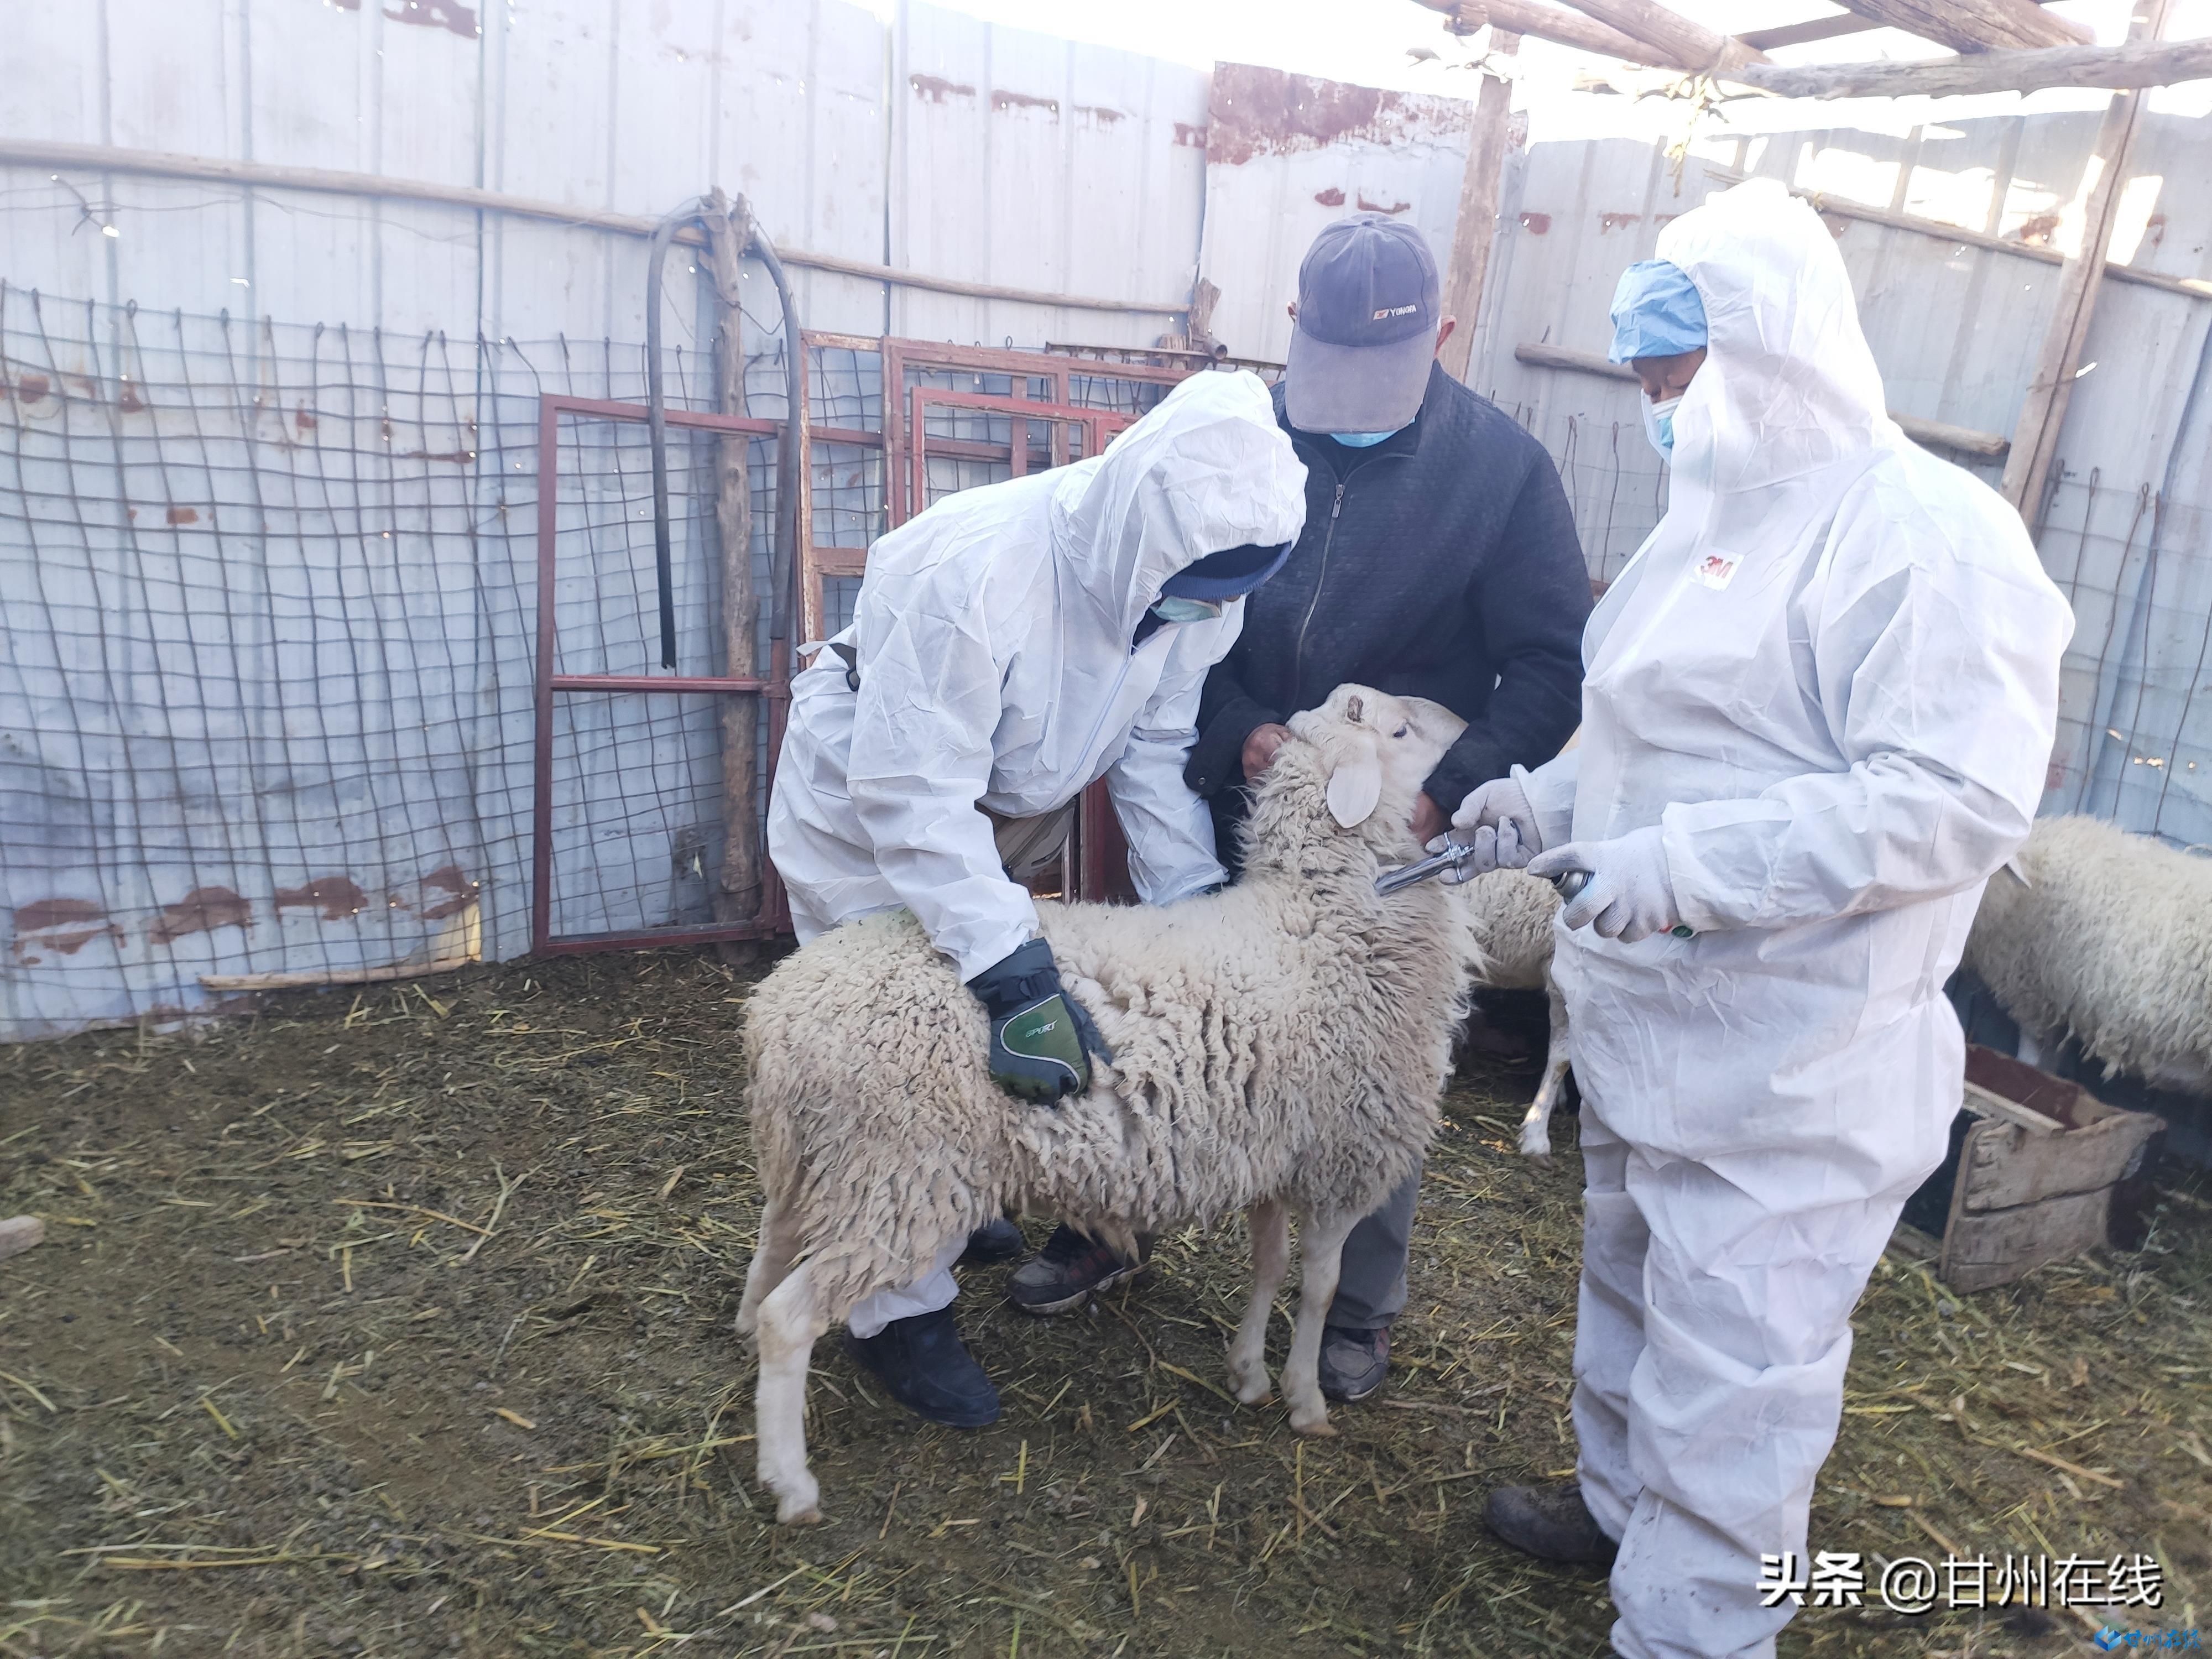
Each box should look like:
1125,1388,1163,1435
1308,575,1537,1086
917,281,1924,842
967,938,1114,1105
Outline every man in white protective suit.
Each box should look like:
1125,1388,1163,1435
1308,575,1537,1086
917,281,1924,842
1441,177,2074,1656
765,368,1306,1427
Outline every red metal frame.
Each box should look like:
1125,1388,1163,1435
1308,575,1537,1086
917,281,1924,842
902,388,1128,529
800,337,1198,907
531,393,790,954
531,341,1205,958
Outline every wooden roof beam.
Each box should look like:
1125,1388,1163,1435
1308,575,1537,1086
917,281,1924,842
1551,0,1769,71
1423,0,1684,67
1725,35,2212,98
1738,0,2075,54
1828,0,2091,53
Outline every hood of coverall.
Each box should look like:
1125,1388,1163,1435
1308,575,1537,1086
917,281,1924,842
1657,178,1900,497
1046,369,1308,641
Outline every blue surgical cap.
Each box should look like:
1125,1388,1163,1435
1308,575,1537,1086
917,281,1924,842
1609,259,1708,363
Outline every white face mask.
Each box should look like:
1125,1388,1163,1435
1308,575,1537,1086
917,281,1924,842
1642,394,1683,461
1150,594,1225,625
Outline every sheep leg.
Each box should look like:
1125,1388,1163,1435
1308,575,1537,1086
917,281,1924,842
754,1261,830,1525
736,1190,802,1339
1281,1209,1358,1438
1519,981,1571,1167
1227,1199,1290,1406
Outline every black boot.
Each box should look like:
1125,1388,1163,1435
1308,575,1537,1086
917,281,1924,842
1483,1480,1619,1567
846,1306,1001,1428
959,1216,1026,1264
1007,1223,1147,1316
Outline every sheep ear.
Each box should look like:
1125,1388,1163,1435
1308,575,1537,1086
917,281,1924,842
1326,748,1383,829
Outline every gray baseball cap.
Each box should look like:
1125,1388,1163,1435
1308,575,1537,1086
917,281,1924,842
1284,213,1441,433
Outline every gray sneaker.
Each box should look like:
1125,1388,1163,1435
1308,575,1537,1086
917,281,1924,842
1482,1480,1619,1566
1317,1324,1391,1402
1006,1224,1146,1316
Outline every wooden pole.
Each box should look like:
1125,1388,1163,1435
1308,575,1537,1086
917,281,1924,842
702,190,765,940
1439,30,1521,382
1725,35,2212,100
1829,0,2090,52
2001,2,2172,514
1511,342,2012,457
1550,0,1767,71
1739,0,2074,53
1428,0,1672,67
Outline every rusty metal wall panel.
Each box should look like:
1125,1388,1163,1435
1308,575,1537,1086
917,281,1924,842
1196,63,1477,366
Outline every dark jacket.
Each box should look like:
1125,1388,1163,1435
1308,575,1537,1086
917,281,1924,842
1184,362,1591,858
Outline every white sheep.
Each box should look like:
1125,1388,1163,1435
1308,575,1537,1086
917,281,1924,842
1457,870,1574,1163
1964,813,2212,1094
738,685,1483,1524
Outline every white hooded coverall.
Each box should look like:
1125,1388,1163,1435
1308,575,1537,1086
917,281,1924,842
767,368,1308,1335
1523,180,2073,1657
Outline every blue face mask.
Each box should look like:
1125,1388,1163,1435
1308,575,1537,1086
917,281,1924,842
1329,429,1399,448
1642,394,1683,460
1150,594,1225,625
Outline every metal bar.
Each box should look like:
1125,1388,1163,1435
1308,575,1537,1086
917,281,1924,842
884,340,910,528
810,425,885,448
919,388,1118,420
530,395,562,957
540,394,776,433
550,674,774,693
910,385,931,531
0,139,1196,319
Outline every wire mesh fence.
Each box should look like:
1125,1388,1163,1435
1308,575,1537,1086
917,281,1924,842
7,285,2211,1040
1,284,780,1040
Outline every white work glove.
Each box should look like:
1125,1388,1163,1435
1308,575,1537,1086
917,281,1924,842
1528,826,1683,944
1428,774,1542,883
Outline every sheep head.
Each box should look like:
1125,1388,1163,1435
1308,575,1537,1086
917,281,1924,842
1241,685,1466,879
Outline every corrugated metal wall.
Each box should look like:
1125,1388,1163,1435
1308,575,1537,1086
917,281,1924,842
0,0,1205,350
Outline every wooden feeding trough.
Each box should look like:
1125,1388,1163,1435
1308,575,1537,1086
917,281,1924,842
1897,1046,2164,1293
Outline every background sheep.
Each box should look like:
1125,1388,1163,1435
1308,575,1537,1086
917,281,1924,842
1457,870,1573,1163
1964,813,2212,1094
738,686,1483,1525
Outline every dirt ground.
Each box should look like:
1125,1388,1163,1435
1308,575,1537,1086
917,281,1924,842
2,950,2207,1658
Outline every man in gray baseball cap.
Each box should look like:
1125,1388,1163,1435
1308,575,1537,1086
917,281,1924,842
1005,211,1593,1405
1284,211,1447,435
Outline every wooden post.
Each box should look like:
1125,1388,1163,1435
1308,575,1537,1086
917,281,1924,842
2000,1,2170,516
1551,0,1767,71
1829,0,2090,52
1439,30,1521,383
701,189,765,938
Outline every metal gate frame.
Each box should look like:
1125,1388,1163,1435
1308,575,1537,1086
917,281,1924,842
903,386,1126,531
530,393,790,954
796,337,1201,907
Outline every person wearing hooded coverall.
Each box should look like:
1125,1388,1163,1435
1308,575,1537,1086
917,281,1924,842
1441,178,2073,1657
765,368,1307,1428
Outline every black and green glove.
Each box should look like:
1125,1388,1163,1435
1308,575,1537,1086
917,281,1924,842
968,939,1114,1107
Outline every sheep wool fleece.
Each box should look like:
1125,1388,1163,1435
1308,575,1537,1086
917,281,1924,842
1539,179,2073,1659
